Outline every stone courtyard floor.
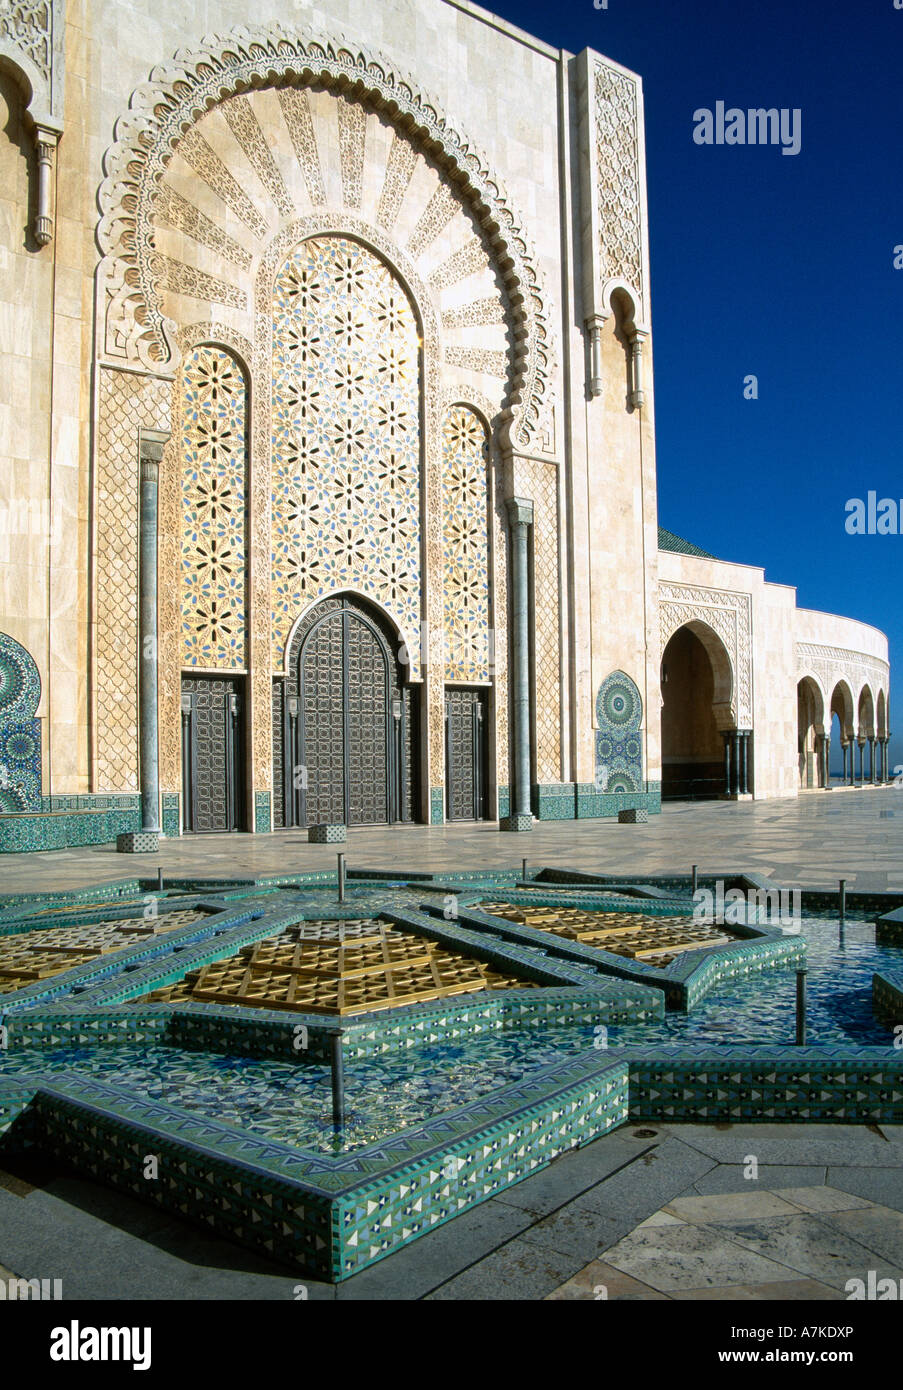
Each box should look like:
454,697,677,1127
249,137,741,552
1,1122,900,1300
0,784,899,894
0,788,900,1300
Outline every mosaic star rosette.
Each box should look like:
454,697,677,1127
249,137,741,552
594,670,644,794
0,632,42,812
270,238,421,663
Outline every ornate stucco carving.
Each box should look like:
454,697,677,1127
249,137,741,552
0,0,63,125
0,0,64,243
659,583,753,729
95,21,552,452
594,61,643,310
796,641,889,726
578,51,645,335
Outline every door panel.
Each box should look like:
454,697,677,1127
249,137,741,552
299,612,347,826
282,597,415,828
445,687,487,821
345,612,390,825
181,676,245,832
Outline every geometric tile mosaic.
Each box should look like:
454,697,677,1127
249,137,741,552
441,407,490,682
0,868,899,1283
476,901,737,968
595,669,644,794
270,237,421,664
0,631,42,812
180,346,248,669
138,917,533,1016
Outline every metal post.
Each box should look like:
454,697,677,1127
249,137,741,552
337,852,346,904
522,858,528,881
157,866,164,893
839,878,846,922
795,968,807,1045
329,1030,345,1133
691,864,698,894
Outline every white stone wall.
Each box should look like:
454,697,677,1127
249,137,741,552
658,550,889,799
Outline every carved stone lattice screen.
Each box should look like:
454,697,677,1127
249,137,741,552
594,61,643,305
441,407,490,683
269,236,421,665
180,347,248,670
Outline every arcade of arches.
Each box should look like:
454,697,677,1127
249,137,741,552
797,676,891,791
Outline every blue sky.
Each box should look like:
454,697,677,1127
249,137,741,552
482,0,901,772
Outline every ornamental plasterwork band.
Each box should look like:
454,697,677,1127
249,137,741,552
659,583,754,728
0,0,65,246
94,21,552,454
795,642,890,707
580,53,646,398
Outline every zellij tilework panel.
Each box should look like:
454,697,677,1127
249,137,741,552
270,237,421,663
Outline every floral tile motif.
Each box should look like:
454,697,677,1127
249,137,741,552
270,238,421,661
180,347,248,669
442,406,490,682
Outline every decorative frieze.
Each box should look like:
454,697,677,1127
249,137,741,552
659,582,753,728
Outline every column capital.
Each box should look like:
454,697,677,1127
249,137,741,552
138,428,170,481
33,124,59,156
505,496,534,528
138,427,170,462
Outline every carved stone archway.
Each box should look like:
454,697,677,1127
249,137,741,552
95,21,551,453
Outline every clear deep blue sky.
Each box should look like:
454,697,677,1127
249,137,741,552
480,0,902,770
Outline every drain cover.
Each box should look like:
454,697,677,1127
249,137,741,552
633,1128,658,1139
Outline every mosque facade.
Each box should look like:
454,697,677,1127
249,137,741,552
0,0,889,851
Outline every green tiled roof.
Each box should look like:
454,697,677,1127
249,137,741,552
657,526,716,559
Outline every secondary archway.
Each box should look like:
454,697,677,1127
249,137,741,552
660,623,735,800
797,676,826,788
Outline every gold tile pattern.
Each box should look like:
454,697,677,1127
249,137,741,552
142,918,532,1015
478,903,734,969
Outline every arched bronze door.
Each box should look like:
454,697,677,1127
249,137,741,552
275,596,416,828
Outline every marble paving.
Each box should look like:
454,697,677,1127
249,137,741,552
0,789,899,896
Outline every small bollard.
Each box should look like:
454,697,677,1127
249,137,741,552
522,858,528,881
839,879,846,923
691,864,698,894
329,1030,345,1134
337,853,346,904
795,967,808,1045
157,866,164,893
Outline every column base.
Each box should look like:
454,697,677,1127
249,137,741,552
617,809,648,824
116,831,159,854
499,814,533,833
308,823,347,844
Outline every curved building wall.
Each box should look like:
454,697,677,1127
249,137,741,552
657,549,889,800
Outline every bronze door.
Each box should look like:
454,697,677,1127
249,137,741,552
289,598,414,828
181,676,245,832
445,687,487,821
